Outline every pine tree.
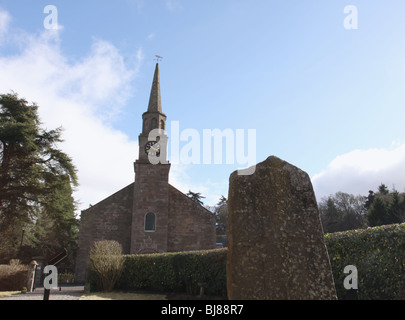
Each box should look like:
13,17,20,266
319,197,341,233
215,195,228,235
364,190,375,210
366,185,405,227
186,190,206,206
367,196,387,227
378,183,389,195
387,190,403,224
0,92,78,263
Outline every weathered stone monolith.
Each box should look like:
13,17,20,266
227,156,337,300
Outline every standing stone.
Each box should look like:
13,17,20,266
227,156,337,300
27,260,38,292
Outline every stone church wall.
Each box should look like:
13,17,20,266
75,183,216,283
74,183,134,283
168,185,216,252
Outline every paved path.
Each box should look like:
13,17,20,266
0,286,84,300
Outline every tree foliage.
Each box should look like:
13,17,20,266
0,92,78,265
319,184,405,233
215,195,228,235
186,190,205,206
366,184,405,227
319,192,366,233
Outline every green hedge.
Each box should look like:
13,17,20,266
115,248,227,297
325,223,405,300
87,223,405,299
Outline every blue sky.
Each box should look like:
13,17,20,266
1,1,405,210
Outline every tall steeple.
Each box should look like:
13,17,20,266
141,63,167,136
138,63,168,162
147,63,162,113
131,62,171,255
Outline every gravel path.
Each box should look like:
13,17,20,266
0,286,84,300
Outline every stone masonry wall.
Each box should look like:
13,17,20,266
167,185,216,252
74,183,134,283
131,162,171,254
75,181,217,282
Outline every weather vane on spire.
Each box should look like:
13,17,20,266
154,55,163,63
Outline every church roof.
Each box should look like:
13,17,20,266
147,63,162,113
81,182,213,218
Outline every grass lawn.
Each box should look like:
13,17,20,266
0,291,21,298
80,291,167,300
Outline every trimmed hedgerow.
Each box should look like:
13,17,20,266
325,223,405,300
115,252,179,293
115,249,227,297
87,224,405,299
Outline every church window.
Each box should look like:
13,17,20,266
145,212,156,232
160,120,165,130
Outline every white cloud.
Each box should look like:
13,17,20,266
0,11,142,213
1,7,221,213
312,144,405,200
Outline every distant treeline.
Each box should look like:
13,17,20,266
319,184,405,233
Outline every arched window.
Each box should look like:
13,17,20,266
160,120,165,130
145,212,156,232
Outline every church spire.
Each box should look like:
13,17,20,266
147,63,162,113
140,63,167,152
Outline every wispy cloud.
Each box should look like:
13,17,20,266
312,143,405,199
0,9,142,212
165,0,184,13
0,7,11,43
0,7,207,213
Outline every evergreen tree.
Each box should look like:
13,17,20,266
367,196,388,227
389,190,403,223
186,190,205,206
364,190,375,210
319,192,366,233
215,195,228,235
0,92,78,263
319,196,341,233
320,185,405,231
378,183,389,195
366,184,405,227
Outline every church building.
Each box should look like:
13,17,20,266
75,63,216,283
